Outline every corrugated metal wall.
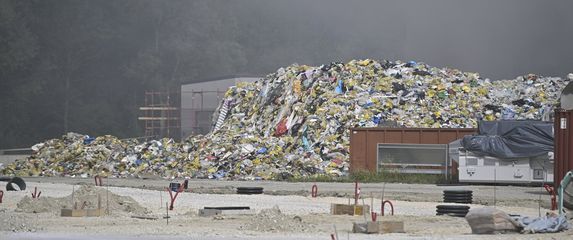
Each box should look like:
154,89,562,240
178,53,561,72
554,110,573,188
349,128,476,172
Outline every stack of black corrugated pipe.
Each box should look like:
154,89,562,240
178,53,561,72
436,190,472,217
236,187,264,194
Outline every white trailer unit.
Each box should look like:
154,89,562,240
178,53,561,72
457,149,553,184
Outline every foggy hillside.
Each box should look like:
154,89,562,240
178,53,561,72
1,0,572,148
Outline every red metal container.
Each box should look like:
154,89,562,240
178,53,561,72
349,128,476,172
554,110,573,188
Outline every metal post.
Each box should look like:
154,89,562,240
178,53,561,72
494,168,497,208
445,144,449,182
538,171,543,217
333,224,339,240
106,184,109,215
71,185,75,209
166,202,169,225
370,192,374,214
166,92,170,138
558,171,573,214
361,197,368,222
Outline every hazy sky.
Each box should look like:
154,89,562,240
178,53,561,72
244,0,573,79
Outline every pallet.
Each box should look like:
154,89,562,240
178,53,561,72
61,208,103,217
331,204,370,215
353,221,404,234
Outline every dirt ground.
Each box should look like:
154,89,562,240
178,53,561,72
0,177,572,240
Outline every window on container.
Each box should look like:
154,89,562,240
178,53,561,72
377,144,447,174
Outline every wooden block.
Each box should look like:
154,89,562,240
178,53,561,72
331,204,370,215
86,208,103,217
331,204,353,215
61,209,86,217
353,205,370,216
354,221,404,234
352,222,368,233
199,209,222,217
353,222,382,234
366,222,380,233
380,221,405,233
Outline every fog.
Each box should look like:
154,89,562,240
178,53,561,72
1,0,572,148
243,0,573,79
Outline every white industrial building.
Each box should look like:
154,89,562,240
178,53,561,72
180,75,261,138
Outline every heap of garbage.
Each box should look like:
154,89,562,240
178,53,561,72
2,59,570,180
1,133,192,178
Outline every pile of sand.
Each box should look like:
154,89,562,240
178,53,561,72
241,206,315,232
16,196,63,214
16,185,150,216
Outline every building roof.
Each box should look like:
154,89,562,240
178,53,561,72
180,74,263,85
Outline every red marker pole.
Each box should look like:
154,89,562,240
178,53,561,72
381,200,394,216
94,176,103,186
166,185,184,210
311,183,318,198
544,184,557,210
31,187,41,199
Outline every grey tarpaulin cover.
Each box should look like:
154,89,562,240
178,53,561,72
461,121,553,158
465,207,571,234
516,215,571,233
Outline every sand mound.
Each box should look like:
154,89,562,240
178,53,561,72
16,196,63,214
241,206,315,232
16,185,150,216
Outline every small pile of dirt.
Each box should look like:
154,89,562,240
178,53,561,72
16,185,150,216
16,196,64,214
240,206,315,232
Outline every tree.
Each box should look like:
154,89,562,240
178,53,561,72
0,0,38,148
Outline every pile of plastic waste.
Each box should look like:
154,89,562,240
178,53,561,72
2,59,570,180
2,133,192,178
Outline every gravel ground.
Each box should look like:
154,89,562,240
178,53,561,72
0,178,571,240
17,177,556,207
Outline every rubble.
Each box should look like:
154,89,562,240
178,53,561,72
1,59,570,180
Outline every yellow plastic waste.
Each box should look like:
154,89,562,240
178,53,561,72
358,59,371,66
293,81,303,96
462,85,470,93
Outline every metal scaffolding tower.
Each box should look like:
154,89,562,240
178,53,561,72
138,91,180,140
